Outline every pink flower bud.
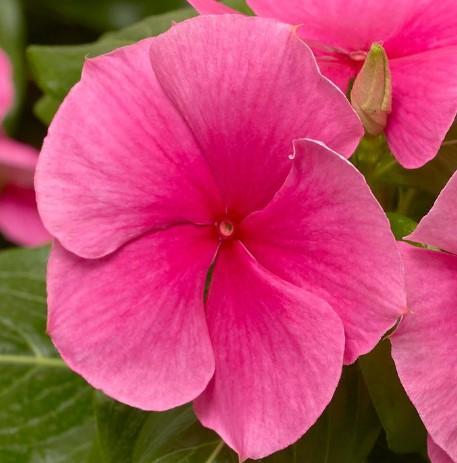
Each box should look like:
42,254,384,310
350,43,392,136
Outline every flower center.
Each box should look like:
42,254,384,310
218,219,235,240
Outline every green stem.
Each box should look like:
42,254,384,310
0,354,67,368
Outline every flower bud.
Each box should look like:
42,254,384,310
350,43,392,136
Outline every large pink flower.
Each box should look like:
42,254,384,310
0,49,49,246
391,172,457,463
36,16,405,460
188,0,457,168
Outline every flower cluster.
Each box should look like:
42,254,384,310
32,3,457,463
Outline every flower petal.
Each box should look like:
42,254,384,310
149,15,362,218
0,136,38,187
47,225,216,410
247,0,417,52
429,437,455,463
187,0,239,14
0,185,50,246
386,48,457,168
194,241,345,461
0,49,13,122
384,1,457,57
36,38,223,259
391,245,457,462
407,171,457,254
241,138,405,364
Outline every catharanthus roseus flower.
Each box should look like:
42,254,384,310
36,16,405,460
0,49,49,246
390,171,457,463
188,0,457,169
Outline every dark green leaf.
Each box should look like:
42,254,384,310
24,0,186,33
28,8,196,104
359,340,427,456
0,247,96,463
265,365,381,462
95,394,237,463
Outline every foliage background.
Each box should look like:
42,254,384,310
1,1,455,461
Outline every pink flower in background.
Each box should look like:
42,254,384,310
0,48,50,246
188,0,457,169
391,172,457,463
36,16,405,460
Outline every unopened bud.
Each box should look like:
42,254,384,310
350,43,392,136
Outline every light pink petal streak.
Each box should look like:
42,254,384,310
36,38,223,260
187,0,238,14
247,0,417,52
48,225,216,411
429,437,455,463
408,171,457,254
150,15,362,218
241,139,405,364
195,241,344,461
386,48,457,168
391,245,457,462
0,136,39,187
0,185,50,246
0,49,13,122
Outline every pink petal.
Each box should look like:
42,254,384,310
195,240,344,461
47,225,216,410
149,15,362,218
36,38,223,260
408,171,457,254
241,138,405,364
316,58,359,94
0,184,50,246
384,1,457,58
429,437,455,463
391,245,457,462
247,0,417,52
0,49,13,122
187,0,239,14
0,136,38,187
386,48,457,168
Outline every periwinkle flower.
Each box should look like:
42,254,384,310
36,16,405,460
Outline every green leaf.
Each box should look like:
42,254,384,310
0,247,96,463
33,94,61,125
96,365,380,463
28,8,196,104
223,0,254,14
266,364,381,462
359,340,427,456
0,0,26,130
387,212,417,241
95,395,237,463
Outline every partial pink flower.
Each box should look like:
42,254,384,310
0,49,50,246
391,172,457,463
0,49,13,121
188,0,457,168
36,16,405,460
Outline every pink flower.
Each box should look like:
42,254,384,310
36,16,405,460
0,48,50,246
188,0,457,169
391,172,457,463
